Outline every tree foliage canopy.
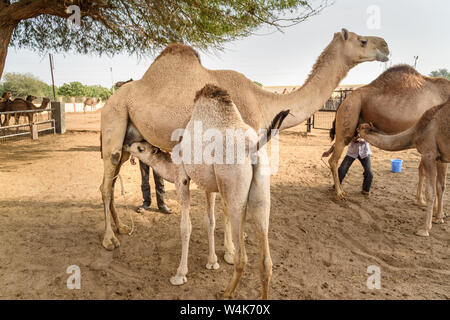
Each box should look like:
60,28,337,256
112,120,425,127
0,73,112,100
58,82,112,100
7,0,330,56
1,72,52,98
429,68,450,80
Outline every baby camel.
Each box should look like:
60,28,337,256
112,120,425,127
124,84,289,299
358,98,450,236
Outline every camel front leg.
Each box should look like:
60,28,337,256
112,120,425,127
415,157,437,237
433,162,447,224
329,139,347,200
416,159,427,206
100,156,122,250
170,167,191,286
205,191,219,270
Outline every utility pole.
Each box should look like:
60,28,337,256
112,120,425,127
413,56,419,69
110,67,114,93
49,53,56,100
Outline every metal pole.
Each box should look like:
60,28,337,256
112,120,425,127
110,67,115,93
49,53,56,100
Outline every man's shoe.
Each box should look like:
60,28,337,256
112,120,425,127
361,190,370,197
158,204,172,214
137,204,151,213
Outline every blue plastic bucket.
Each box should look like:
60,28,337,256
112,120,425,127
391,159,403,173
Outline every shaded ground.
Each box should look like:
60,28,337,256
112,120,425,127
0,117,448,299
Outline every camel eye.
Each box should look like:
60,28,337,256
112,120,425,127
137,146,144,152
360,39,368,47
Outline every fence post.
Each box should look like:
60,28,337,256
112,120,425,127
306,117,312,133
52,101,66,134
31,123,39,140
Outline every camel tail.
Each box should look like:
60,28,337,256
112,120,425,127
329,119,336,141
257,109,290,150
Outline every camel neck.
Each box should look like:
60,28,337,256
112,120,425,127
258,37,354,130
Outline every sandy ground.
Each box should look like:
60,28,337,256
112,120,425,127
0,112,448,300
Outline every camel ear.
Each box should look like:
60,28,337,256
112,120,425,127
341,28,349,41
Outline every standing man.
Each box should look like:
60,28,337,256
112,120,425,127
337,136,373,196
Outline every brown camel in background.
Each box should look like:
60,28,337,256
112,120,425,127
0,92,13,124
358,98,450,237
324,65,450,201
83,97,102,113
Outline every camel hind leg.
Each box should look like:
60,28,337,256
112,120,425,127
433,162,447,224
416,159,427,206
205,191,219,270
415,156,437,237
247,161,272,300
328,92,361,200
109,152,132,235
219,167,252,299
329,139,347,200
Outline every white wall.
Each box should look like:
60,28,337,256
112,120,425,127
64,102,104,113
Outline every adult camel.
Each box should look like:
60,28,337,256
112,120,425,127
358,98,450,236
325,65,450,200
100,29,390,251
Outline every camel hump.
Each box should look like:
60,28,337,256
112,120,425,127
416,100,448,131
155,43,201,63
369,64,425,90
194,84,233,105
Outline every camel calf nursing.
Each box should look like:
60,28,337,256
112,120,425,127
358,98,450,237
124,84,288,299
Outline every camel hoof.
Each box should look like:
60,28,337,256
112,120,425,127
206,262,220,270
432,218,444,224
335,192,346,201
223,291,234,299
170,275,187,286
117,224,132,235
415,229,429,237
102,233,120,250
416,200,427,207
224,252,235,265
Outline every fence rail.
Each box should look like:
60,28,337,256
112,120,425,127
306,89,353,132
0,107,56,141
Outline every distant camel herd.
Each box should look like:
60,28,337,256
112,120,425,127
0,93,102,128
0,93,50,127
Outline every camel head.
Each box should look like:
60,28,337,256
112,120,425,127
26,95,37,102
338,28,389,63
357,122,377,137
123,141,160,157
1,92,12,100
41,97,50,107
